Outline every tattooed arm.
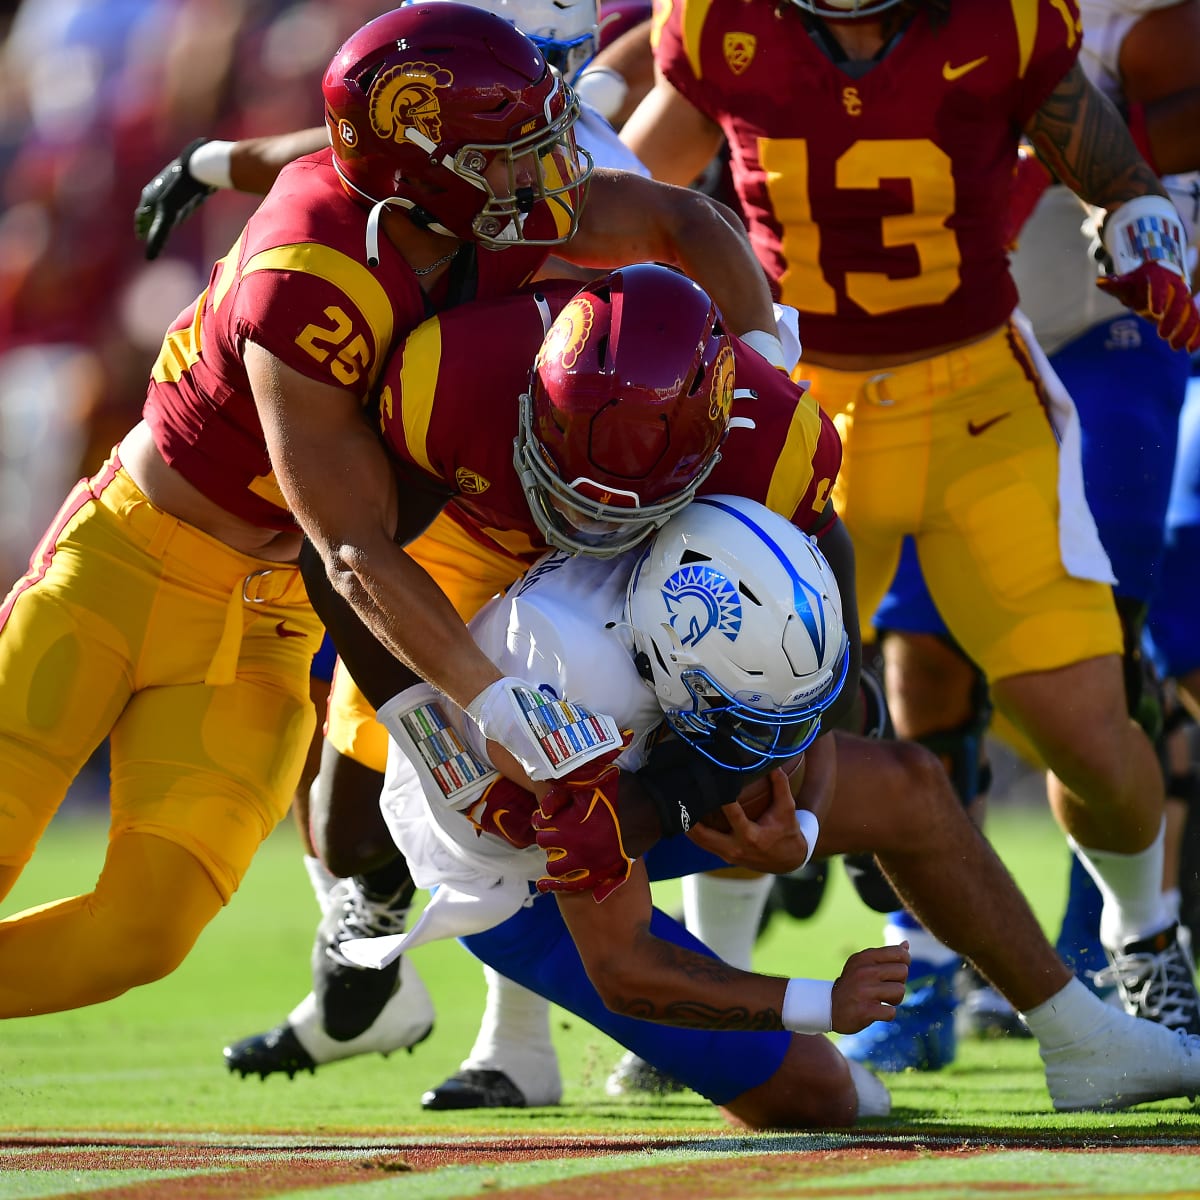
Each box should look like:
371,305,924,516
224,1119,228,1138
555,858,907,1034
1023,60,1167,208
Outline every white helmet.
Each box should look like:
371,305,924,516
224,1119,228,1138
458,0,600,80
624,495,849,771
786,0,906,18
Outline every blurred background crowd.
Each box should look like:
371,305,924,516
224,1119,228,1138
0,0,391,590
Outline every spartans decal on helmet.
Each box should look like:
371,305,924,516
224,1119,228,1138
625,495,850,771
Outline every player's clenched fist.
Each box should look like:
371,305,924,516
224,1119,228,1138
831,943,911,1035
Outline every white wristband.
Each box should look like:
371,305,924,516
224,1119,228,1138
795,809,820,870
740,329,787,371
782,977,834,1033
1102,194,1189,277
574,66,628,124
187,139,235,190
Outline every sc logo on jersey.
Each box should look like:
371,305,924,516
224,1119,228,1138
369,61,454,145
723,33,755,75
662,565,742,649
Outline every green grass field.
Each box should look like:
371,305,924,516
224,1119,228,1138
3,791,1200,1197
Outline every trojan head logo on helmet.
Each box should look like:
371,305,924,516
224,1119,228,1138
624,495,850,771
785,0,906,17
515,263,736,558
322,2,593,249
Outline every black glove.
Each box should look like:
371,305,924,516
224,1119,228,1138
134,138,216,260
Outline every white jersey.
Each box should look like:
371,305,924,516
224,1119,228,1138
1012,0,1200,353
577,103,650,175
362,550,665,965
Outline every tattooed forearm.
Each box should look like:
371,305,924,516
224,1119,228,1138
612,995,784,1029
599,933,786,1029
1025,61,1165,208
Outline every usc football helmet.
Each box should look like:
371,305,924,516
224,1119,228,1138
322,2,593,247
464,0,601,81
515,263,735,558
786,0,906,17
625,495,850,771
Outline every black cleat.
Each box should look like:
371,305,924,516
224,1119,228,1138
224,1023,316,1080
422,1068,528,1110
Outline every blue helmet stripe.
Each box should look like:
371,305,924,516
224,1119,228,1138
692,497,829,660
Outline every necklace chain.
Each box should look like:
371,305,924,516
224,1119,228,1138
411,246,459,277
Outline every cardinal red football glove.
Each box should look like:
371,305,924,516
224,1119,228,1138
532,740,632,902
464,776,539,849
1096,262,1200,353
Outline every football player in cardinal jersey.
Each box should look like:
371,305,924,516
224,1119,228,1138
0,3,783,1022
619,0,1200,1061
859,0,1200,1060
223,260,843,1097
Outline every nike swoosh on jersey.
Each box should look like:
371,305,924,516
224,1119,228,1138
966,413,1011,436
275,621,307,639
943,55,989,81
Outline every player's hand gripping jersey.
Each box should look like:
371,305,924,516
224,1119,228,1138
375,280,843,559
143,150,549,531
653,0,1083,357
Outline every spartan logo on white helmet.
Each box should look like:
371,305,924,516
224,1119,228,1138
624,495,850,771
454,0,600,81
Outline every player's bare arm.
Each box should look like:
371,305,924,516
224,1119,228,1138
1024,60,1166,207
619,65,723,186
557,858,907,1034
230,127,328,192
245,342,504,710
559,169,777,338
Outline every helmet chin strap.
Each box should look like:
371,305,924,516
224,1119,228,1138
330,157,459,266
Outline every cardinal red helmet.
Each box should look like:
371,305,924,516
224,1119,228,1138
322,2,593,246
515,263,736,558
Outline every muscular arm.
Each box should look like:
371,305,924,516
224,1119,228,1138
244,341,505,709
620,67,725,187
561,168,775,336
1024,60,1167,207
557,859,789,1029
812,513,861,734
229,127,327,193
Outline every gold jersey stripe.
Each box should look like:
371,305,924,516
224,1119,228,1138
241,242,395,386
765,396,822,518
393,316,444,475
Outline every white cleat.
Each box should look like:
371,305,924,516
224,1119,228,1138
1042,1004,1200,1112
290,955,435,1065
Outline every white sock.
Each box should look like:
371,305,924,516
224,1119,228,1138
303,854,339,920
1020,976,1114,1051
462,965,560,1103
682,872,774,971
1070,820,1173,949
